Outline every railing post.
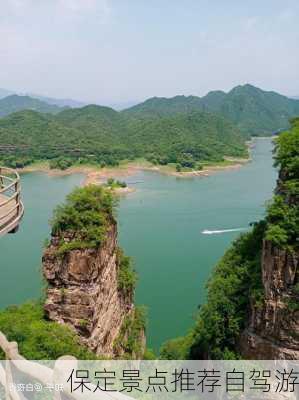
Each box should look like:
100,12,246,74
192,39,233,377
0,167,24,237
0,168,3,190
5,359,13,400
15,182,19,215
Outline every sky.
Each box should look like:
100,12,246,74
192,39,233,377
0,0,299,107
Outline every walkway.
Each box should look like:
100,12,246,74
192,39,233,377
0,167,24,236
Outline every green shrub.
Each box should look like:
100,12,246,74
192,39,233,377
287,298,299,313
113,306,147,358
267,120,299,251
0,302,97,360
265,224,288,247
49,157,73,170
160,336,192,360
178,153,195,168
106,178,127,189
117,248,137,294
51,185,116,253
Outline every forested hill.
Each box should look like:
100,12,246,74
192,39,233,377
124,84,299,137
0,95,65,117
0,106,247,169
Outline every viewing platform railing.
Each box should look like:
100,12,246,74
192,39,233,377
0,167,24,236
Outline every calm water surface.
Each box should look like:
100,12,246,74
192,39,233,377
0,138,277,351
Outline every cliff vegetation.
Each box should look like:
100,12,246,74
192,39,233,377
51,185,115,254
0,302,97,359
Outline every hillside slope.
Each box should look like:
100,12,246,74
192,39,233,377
211,85,299,137
0,106,247,169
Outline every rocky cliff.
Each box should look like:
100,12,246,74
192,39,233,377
42,185,145,358
240,128,299,359
240,239,299,359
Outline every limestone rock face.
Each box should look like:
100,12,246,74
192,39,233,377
241,239,299,359
43,222,135,357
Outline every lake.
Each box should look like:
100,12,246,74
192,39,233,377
0,138,277,351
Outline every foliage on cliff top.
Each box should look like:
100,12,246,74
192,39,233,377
51,185,116,253
0,302,97,359
265,118,299,250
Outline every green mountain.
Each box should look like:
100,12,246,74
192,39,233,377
211,84,299,136
124,85,299,137
56,105,126,142
0,95,65,117
0,105,247,169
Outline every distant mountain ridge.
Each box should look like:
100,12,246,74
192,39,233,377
1,85,298,136
0,88,85,108
0,95,68,117
27,94,85,108
124,84,299,136
0,88,15,99
0,84,299,138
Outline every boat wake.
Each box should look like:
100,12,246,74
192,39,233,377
201,227,247,235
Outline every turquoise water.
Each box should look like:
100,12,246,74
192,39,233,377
0,138,277,351
117,138,277,349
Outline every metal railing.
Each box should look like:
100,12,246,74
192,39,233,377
0,167,24,236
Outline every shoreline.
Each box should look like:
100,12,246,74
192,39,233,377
16,139,258,191
18,157,250,184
